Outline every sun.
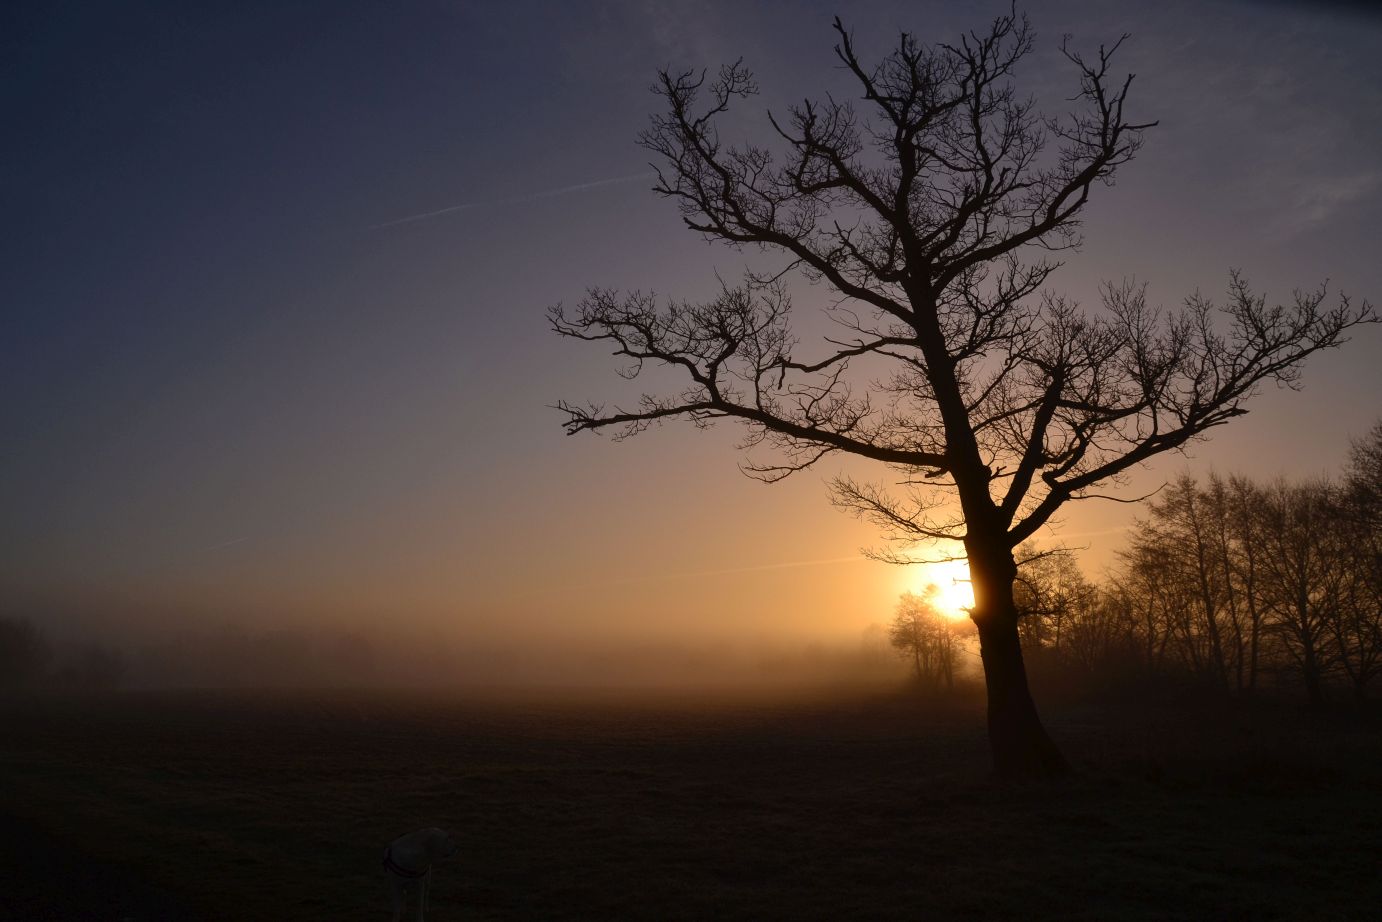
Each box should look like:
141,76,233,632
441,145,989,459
911,558,975,620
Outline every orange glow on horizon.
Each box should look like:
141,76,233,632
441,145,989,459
901,558,975,620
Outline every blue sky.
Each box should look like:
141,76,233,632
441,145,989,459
3,0,1379,643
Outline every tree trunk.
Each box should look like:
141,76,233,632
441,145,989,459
1247,605,1260,695
968,548,1070,779
1301,641,1325,708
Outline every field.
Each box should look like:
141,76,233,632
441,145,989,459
2,685,1380,920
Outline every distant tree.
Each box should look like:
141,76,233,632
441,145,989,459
1130,477,1239,688
1326,424,1382,701
1013,545,1096,654
889,589,970,691
1094,443,1382,706
1254,480,1340,707
0,615,52,690
859,621,893,670
552,9,1376,776
1107,550,1177,676
57,643,127,691
1223,474,1269,694
1105,474,1270,692
1059,588,1141,683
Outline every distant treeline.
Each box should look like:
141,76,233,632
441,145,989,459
0,615,907,691
0,616,126,691
0,620,526,690
1007,422,1381,705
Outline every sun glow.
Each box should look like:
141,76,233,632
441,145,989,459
912,558,975,620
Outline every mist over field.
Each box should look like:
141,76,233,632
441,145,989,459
27,614,914,690
5,0,1382,918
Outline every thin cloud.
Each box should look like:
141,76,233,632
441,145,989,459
1272,169,1381,239
202,536,252,552
367,170,657,230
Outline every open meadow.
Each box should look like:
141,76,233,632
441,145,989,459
2,686,1380,920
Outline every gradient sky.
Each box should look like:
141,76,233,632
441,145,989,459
4,0,1379,650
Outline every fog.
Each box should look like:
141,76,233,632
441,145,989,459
8,608,927,692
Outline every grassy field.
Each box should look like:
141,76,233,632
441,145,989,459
2,685,1380,920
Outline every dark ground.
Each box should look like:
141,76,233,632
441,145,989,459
1,685,1380,920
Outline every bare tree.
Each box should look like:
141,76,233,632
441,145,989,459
1135,477,1236,688
890,590,971,691
551,10,1375,776
1225,474,1268,694
1060,587,1141,683
1254,480,1341,707
1327,424,1382,701
1119,528,1207,678
1107,553,1176,675
1013,544,1096,654
1118,475,1275,693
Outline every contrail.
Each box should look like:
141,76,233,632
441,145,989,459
367,170,657,230
202,536,251,552
604,554,870,587
1037,525,1133,541
682,554,869,577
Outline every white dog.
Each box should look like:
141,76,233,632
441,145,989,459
383,827,458,921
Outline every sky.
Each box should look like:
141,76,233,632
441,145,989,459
3,0,1379,657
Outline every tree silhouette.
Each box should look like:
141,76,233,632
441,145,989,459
1332,424,1382,701
890,589,970,691
1013,545,1096,655
552,10,1375,776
